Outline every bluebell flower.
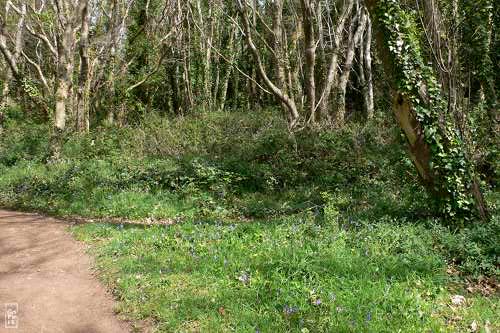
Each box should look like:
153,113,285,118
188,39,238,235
283,305,298,316
238,272,250,284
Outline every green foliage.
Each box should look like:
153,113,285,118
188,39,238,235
458,0,497,110
21,78,42,99
0,116,50,166
374,0,481,220
0,109,426,219
433,216,500,277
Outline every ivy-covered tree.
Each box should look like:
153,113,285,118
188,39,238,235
365,0,489,221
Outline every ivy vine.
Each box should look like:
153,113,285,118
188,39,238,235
374,0,478,220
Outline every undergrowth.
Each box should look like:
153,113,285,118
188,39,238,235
0,109,498,331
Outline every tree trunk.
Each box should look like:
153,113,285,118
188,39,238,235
0,2,26,108
335,7,367,126
302,0,317,124
238,0,299,128
317,0,354,120
365,0,489,221
362,13,374,119
218,27,237,112
76,0,90,132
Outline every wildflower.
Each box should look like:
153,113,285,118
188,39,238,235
313,298,322,306
283,305,298,316
237,272,250,285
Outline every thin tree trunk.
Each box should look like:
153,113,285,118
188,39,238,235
0,2,26,107
335,6,367,126
302,0,317,124
362,13,374,119
317,0,354,120
238,0,299,128
55,27,74,131
106,0,120,125
218,27,237,112
203,3,213,110
76,0,90,132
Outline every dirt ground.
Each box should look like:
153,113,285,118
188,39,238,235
0,210,131,333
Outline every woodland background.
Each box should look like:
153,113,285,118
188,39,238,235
0,0,498,331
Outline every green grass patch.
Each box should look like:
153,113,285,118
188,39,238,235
72,216,499,332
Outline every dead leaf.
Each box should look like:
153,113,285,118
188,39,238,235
470,320,478,332
484,320,491,333
218,306,225,316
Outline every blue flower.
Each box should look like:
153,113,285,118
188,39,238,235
237,272,250,284
283,305,298,316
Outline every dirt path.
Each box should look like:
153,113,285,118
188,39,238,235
0,210,131,333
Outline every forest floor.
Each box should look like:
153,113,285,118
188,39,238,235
0,209,135,333
0,111,498,331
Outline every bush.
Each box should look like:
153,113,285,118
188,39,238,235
0,119,50,166
433,216,500,278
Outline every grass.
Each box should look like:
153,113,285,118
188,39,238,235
0,109,498,332
72,216,499,332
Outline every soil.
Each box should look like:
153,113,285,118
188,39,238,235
0,210,131,333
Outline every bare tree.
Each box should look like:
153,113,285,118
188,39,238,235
0,1,26,107
237,0,300,128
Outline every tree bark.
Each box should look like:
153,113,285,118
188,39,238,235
0,2,26,107
302,0,317,123
218,26,238,112
365,0,489,221
317,0,354,120
361,13,374,119
76,0,90,132
335,6,367,126
237,0,299,128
